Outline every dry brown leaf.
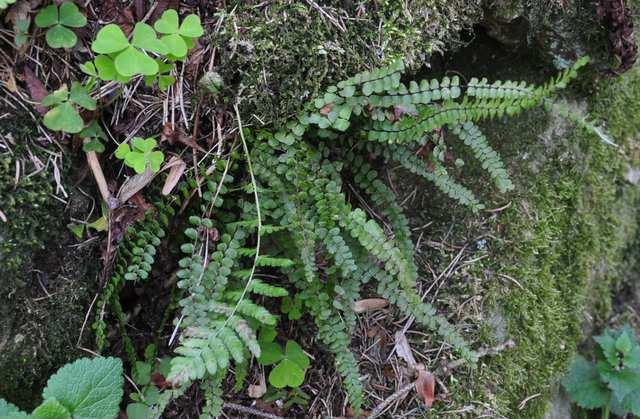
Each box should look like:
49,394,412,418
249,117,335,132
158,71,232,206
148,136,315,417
415,364,435,408
3,70,17,93
117,167,157,204
22,67,48,115
354,298,389,313
161,157,186,195
247,373,267,398
319,104,333,116
394,331,417,369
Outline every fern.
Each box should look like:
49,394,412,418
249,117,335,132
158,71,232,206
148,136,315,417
98,56,592,414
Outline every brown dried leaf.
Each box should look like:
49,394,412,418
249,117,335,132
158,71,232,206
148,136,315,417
354,298,389,313
23,67,48,115
248,373,267,399
415,364,435,408
161,157,186,195
319,104,333,116
394,331,417,369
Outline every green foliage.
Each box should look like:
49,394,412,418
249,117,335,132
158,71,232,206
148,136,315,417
115,137,165,174
85,10,202,89
0,357,123,419
41,83,95,133
99,56,590,414
563,326,640,417
35,2,86,49
80,120,107,153
258,330,310,388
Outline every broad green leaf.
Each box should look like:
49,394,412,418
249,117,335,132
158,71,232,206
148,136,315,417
595,330,619,367
58,2,86,27
132,23,167,55
598,363,640,402
617,331,633,355
561,356,610,409
35,5,58,28
46,25,77,48
125,151,147,174
42,85,69,107
79,61,97,77
154,10,179,34
624,346,640,369
94,55,117,81
269,359,305,388
179,14,203,38
258,342,284,366
42,357,124,419
115,143,131,159
285,340,310,370
132,137,157,152
32,398,71,419
133,361,152,386
115,46,158,76
259,326,277,344
0,399,28,419
43,102,84,133
160,33,187,58
148,151,164,172
158,75,176,90
126,403,153,419
69,82,96,110
91,24,129,54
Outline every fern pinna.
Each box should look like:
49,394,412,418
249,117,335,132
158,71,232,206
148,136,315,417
98,57,589,414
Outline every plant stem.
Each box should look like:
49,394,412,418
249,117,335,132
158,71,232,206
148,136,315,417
602,402,610,419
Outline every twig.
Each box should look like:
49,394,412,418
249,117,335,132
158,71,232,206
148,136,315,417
366,381,415,419
223,402,285,419
86,150,117,208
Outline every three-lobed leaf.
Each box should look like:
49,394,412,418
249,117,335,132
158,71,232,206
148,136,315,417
35,2,86,49
259,339,310,388
42,357,124,419
116,137,164,173
153,10,202,58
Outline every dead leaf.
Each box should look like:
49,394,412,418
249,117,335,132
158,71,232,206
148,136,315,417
415,364,435,408
151,372,174,390
248,373,267,398
148,0,179,23
0,209,7,223
3,70,17,93
117,167,157,204
161,157,186,195
394,331,417,369
319,104,333,116
161,122,206,153
22,67,48,115
354,298,389,313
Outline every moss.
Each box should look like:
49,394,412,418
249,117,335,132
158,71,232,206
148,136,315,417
0,107,100,409
438,69,640,418
211,1,483,125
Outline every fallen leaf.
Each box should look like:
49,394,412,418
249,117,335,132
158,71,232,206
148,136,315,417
319,104,333,116
117,167,157,204
394,331,417,369
151,372,174,390
415,364,435,408
161,122,206,153
22,67,48,115
248,373,267,398
354,298,389,313
161,156,186,195
0,209,8,222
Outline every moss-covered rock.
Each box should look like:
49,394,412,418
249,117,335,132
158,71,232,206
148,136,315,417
0,107,100,409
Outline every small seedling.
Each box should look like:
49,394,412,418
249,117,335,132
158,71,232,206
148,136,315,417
562,325,640,418
35,1,86,49
41,82,95,133
258,328,310,389
115,137,165,174
80,119,107,153
0,357,123,419
153,9,203,60
92,23,167,77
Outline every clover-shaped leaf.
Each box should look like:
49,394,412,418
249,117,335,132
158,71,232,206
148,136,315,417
115,137,164,174
144,61,175,91
41,83,94,133
154,10,202,59
259,340,310,389
35,2,86,49
81,120,107,153
92,23,166,77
